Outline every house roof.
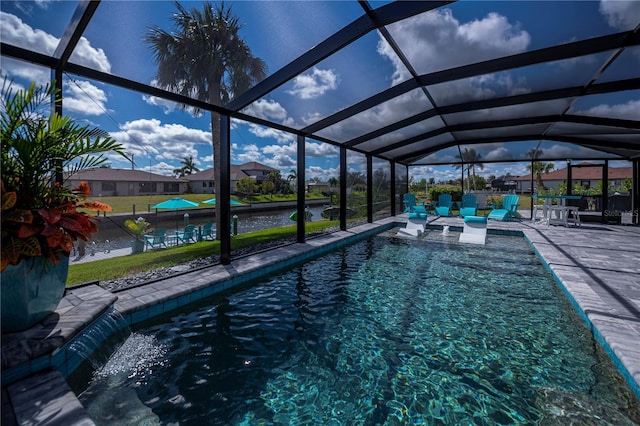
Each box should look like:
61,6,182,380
514,166,633,181
67,168,185,182
188,162,277,181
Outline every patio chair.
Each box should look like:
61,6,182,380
412,204,428,218
434,193,453,216
201,222,215,240
144,228,167,250
459,194,478,218
176,224,197,245
403,193,417,213
487,194,520,221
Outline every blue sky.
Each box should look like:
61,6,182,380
1,0,637,184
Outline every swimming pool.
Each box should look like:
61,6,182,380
71,232,640,424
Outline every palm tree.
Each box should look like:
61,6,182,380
466,149,484,190
454,149,472,192
286,169,297,192
181,156,199,176
173,156,200,178
267,170,282,193
454,148,484,191
526,148,555,190
146,1,267,239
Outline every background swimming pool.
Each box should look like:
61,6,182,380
72,232,640,425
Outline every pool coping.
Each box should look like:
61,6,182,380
2,215,639,424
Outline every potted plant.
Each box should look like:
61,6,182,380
124,217,153,254
1,79,129,332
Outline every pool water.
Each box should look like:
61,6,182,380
73,232,640,425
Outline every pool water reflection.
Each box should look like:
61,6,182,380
72,232,640,424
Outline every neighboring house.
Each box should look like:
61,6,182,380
306,181,330,194
491,174,519,191
66,168,187,196
187,161,278,194
514,164,632,193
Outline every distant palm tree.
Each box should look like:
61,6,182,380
454,149,471,192
526,148,554,190
467,149,484,190
173,156,200,178
267,170,282,192
286,169,297,191
146,1,266,239
454,148,484,191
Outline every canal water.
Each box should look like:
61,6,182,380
90,206,328,250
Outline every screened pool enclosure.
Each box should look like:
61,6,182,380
1,0,639,263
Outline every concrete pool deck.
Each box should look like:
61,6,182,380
2,215,639,425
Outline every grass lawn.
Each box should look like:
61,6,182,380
67,220,338,285
87,193,327,215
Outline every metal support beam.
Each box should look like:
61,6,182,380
367,155,373,223
220,115,231,264
340,146,347,231
52,68,63,184
566,159,573,196
53,1,101,68
303,32,640,136
297,135,306,243
390,162,396,216
633,159,639,225
227,1,451,112
602,160,609,223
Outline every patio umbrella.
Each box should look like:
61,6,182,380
203,198,243,206
152,197,199,229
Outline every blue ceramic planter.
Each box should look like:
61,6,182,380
131,239,145,254
1,256,69,333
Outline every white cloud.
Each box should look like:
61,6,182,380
242,99,288,121
141,161,179,177
286,67,339,99
580,100,640,120
599,0,640,30
63,80,109,116
306,165,339,180
142,94,180,115
232,143,262,163
263,142,297,157
142,80,207,117
305,141,339,158
382,8,530,81
109,119,211,172
0,57,49,86
313,8,533,143
247,123,296,144
0,12,110,73
483,146,512,162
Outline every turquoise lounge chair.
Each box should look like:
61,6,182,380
176,224,197,245
411,204,428,219
488,195,520,221
459,194,478,218
403,193,417,213
145,228,167,250
201,222,215,240
434,193,452,216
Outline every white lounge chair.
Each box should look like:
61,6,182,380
398,209,427,237
459,215,487,245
